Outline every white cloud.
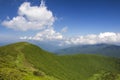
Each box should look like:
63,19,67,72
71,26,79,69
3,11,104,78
61,32,120,46
2,0,55,31
33,28,63,41
22,27,63,41
21,32,120,46
98,32,118,42
61,27,68,33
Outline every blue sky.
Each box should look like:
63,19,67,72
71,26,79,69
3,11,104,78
49,0,120,33
0,0,120,45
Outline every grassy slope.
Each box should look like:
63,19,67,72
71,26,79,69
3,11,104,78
0,42,59,80
0,42,120,80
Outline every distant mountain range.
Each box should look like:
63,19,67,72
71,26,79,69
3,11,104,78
55,44,120,57
1,41,120,58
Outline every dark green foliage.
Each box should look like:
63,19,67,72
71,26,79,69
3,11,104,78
89,71,120,80
0,42,120,80
33,71,45,76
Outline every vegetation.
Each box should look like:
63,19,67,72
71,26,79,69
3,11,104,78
0,42,120,80
89,71,120,80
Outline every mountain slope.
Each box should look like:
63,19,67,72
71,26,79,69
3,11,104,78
55,44,120,57
0,42,120,80
0,42,59,80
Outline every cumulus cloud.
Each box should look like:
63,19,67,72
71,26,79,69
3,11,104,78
33,28,63,41
2,0,55,31
61,32,120,46
21,32,120,46
21,27,63,41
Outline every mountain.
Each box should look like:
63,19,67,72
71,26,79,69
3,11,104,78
0,42,120,80
55,44,120,57
0,40,64,52
0,42,58,80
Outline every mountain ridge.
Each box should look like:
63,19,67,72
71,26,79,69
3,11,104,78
0,42,120,80
55,43,120,57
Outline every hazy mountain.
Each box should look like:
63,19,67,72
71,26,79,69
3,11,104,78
55,44,120,57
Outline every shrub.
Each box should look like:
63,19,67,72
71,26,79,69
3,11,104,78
33,70,45,77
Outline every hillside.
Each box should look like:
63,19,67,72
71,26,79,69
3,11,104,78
0,42,120,80
0,42,59,80
55,44,120,57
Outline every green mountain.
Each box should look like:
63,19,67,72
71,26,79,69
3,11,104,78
0,42,120,80
55,44,120,57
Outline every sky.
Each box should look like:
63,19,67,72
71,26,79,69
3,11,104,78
0,0,120,46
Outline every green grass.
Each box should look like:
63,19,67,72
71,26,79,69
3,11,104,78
0,42,59,80
0,42,120,80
